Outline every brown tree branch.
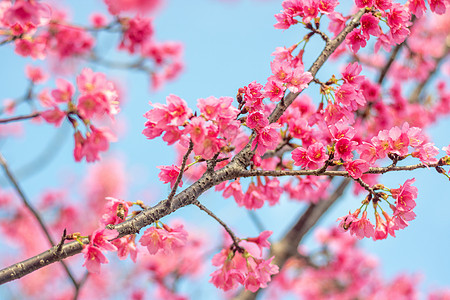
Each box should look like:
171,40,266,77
235,161,442,178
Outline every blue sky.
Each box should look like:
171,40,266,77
0,0,449,298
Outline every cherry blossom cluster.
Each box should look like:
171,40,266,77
275,0,448,56
37,68,119,162
82,196,190,275
337,178,418,240
82,228,119,274
139,222,188,255
0,0,182,90
210,231,279,292
82,197,137,273
268,227,446,299
217,177,283,209
143,94,241,159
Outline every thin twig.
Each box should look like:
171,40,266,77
0,112,40,123
167,140,194,202
194,200,242,250
355,177,376,195
56,229,67,254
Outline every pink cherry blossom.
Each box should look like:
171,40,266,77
328,12,349,37
346,28,367,53
350,211,375,239
90,13,107,28
77,93,108,119
337,209,360,232
25,65,47,83
50,25,94,58
355,0,374,8
100,197,131,226
345,159,370,179
263,79,285,102
247,111,269,130
140,223,188,255
388,126,410,156
342,62,364,86
252,123,281,156
429,0,447,14
40,107,66,127
210,248,246,291
246,230,272,255
373,212,388,240
307,142,327,164
387,4,411,30
210,245,278,292
407,0,427,17
334,137,358,161
82,126,116,163
318,0,339,14
197,96,221,120
90,228,119,251
14,37,47,59
274,11,297,30
360,13,381,39
223,180,245,205
104,0,162,15
82,245,109,274
244,81,264,110
244,256,279,292
51,79,74,103
3,0,51,32
411,143,439,164
375,0,394,10
263,177,283,206
286,66,312,93
157,165,182,189
119,16,153,54
391,206,416,230
292,146,310,168
391,178,418,212
270,59,292,83
242,182,265,209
